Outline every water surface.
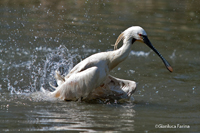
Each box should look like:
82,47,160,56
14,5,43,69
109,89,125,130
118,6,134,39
0,0,199,132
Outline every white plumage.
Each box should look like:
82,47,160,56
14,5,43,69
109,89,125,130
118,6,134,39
49,26,173,102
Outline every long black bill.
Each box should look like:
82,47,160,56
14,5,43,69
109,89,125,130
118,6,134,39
143,36,173,72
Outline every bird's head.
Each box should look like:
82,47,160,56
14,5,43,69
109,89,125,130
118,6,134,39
114,26,173,72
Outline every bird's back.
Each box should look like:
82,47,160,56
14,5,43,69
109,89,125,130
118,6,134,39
64,51,110,80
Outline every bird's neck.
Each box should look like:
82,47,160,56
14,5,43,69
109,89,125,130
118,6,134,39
109,39,132,70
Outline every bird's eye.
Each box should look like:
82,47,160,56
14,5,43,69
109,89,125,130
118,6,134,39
139,34,147,40
138,33,144,40
139,34,145,38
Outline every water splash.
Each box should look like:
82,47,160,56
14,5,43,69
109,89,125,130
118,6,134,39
2,45,81,100
41,45,82,91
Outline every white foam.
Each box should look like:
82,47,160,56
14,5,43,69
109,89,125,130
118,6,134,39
129,50,151,57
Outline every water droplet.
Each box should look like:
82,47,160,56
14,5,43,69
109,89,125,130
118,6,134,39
192,87,195,90
129,70,135,74
14,81,18,85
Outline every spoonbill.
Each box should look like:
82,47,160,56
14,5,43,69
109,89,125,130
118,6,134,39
49,26,173,102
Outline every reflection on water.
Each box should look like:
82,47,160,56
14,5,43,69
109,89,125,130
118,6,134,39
0,0,200,132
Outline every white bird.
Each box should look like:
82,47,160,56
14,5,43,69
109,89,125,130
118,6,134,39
49,26,173,102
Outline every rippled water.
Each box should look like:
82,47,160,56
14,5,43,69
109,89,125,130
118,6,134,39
0,0,200,132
